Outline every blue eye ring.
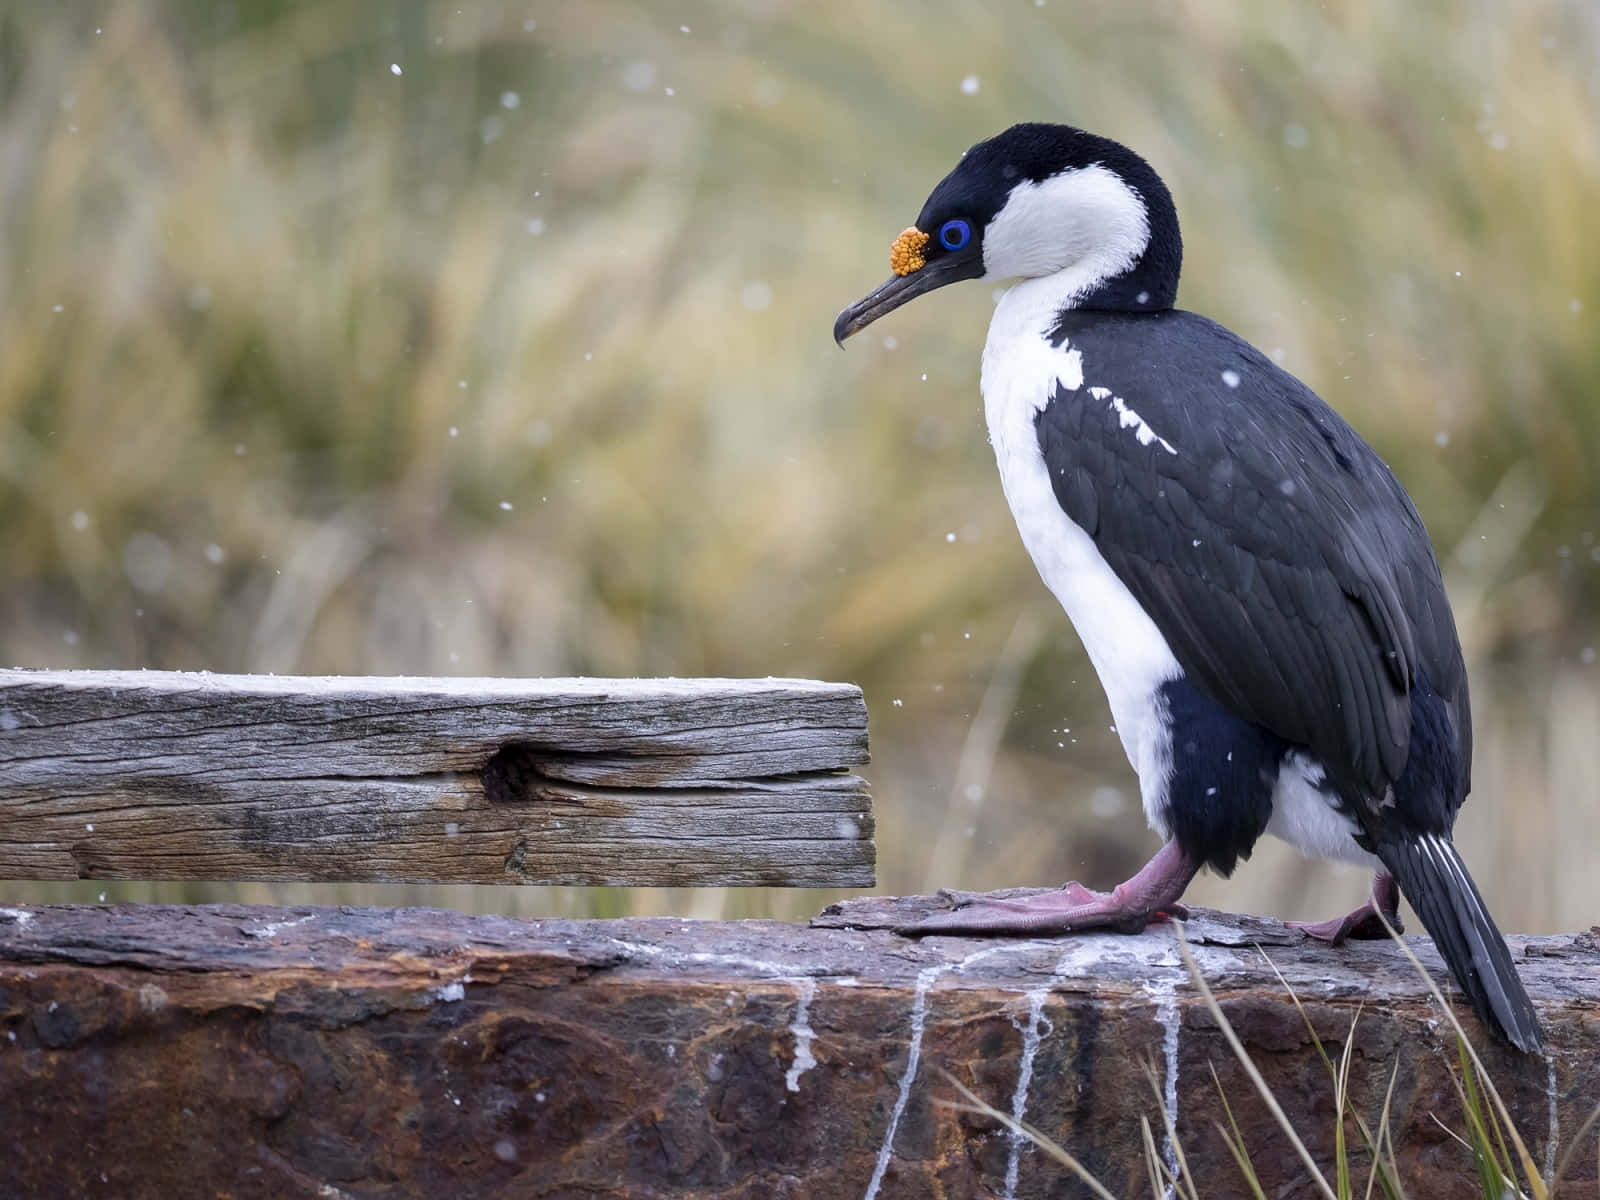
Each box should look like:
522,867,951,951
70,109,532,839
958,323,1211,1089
938,218,972,251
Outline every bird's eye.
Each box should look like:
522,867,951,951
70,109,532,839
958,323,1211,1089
938,218,972,251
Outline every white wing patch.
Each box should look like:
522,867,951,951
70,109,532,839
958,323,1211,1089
1058,347,1084,391
1087,384,1177,455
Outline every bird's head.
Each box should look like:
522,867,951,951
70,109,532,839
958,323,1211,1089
834,123,1182,344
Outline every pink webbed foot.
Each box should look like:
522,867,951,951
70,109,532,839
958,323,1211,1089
1288,871,1402,945
896,841,1200,939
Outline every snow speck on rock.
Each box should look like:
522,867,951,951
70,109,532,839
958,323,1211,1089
137,984,169,1013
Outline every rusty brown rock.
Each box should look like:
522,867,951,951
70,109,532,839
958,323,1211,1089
0,900,1596,1198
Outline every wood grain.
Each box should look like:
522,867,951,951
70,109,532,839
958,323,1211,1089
0,670,872,886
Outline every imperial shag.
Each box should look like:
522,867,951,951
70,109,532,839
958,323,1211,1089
834,122,1541,1052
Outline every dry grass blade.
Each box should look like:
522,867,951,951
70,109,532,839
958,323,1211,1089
1210,1062,1269,1200
934,1069,1119,1200
1140,1114,1167,1199
1429,1111,1476,1153
1449,1046,1516,1198
1254,948,1402,1199
1334,1007,1360,1199
1172,922,1339,1200
1367,1060,1406,1200
1369,907,1546,1197
1550,1089,1600,1191
1141,1059,1198,1200
1462,1039,1517,1187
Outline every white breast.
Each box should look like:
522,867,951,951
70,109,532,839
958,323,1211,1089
980,277,1183,833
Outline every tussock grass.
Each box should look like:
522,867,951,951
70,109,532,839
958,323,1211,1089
1,3,1597,922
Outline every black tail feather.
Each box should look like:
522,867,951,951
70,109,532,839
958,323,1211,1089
1375,831,1542,1052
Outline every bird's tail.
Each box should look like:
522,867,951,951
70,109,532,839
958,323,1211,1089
1375,830,1542,1052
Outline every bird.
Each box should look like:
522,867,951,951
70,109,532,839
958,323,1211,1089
833,122,1541,1052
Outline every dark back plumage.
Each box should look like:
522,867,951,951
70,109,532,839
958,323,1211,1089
1040,307,1470,829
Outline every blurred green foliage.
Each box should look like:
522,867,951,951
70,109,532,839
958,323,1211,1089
2,2,1596,930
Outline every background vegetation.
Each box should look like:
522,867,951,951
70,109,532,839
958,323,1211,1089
2,1,1596,932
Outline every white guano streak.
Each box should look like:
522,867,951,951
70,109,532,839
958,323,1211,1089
1148,975,1183,1198
1544,1053,1558,1185
785,977,817,1093
864,944,1039,1200
602,937,824,1099
1002,945,1082,1200
863,964,943,1200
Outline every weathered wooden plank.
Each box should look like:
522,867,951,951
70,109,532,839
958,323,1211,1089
0,670,872,886
0,902,1594,1198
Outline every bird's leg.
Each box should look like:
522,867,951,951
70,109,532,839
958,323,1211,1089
1287,870,1402,944
897,839,1202,937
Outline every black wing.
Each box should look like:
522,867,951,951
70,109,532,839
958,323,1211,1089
1040,309,1469,812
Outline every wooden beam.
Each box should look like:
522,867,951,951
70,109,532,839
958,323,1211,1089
0,901,1594,1197
0,670,872,886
